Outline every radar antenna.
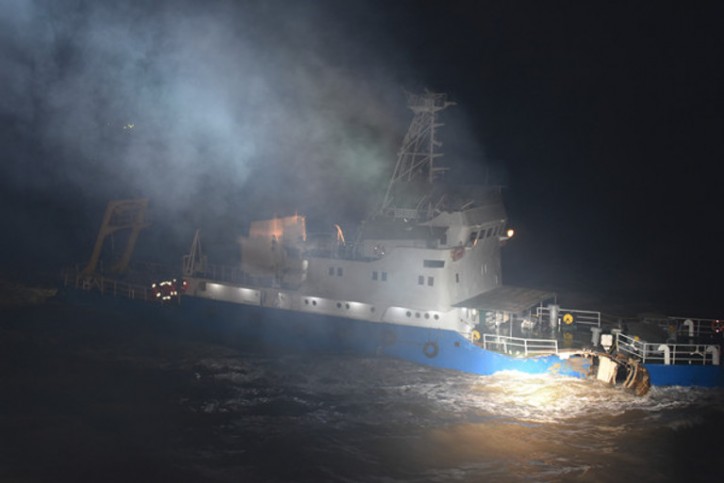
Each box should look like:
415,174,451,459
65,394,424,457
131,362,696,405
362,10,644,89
380,91,455,218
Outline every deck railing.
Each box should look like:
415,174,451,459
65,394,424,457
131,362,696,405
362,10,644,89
615,332,720,366
536,306,602,327
482,334,559,356
647,316,723,338
63,270,155,302
190,263,251,285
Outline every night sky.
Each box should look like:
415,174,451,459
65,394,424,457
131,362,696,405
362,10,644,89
1,1,722,316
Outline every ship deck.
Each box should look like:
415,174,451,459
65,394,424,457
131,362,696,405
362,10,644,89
478,314,722,371
455,285,556,314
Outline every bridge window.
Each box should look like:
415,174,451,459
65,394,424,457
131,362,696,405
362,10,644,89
381,272,388,281
486,227,493,237
372,271,378,280
337,267,343,276
328,267,334,276
423,260,445,268
469,232,478,244
427,276,434,286
456,273,460,283
418,275,424,285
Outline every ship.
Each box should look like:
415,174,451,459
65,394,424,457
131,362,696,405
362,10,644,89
62,91,723,394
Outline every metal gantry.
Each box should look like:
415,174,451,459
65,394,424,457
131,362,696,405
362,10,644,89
380,91,455,217
82,199,150,275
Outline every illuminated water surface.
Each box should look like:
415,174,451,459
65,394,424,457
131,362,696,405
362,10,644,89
1,306,722,482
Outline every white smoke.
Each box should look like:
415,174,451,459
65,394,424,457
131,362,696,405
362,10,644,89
1,0,411,223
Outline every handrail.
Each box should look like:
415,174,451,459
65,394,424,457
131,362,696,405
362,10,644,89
482,334,559,356
651,316,722,338
189,262,251,285
615,332,721,366
62,270,155,302
536,306,601,327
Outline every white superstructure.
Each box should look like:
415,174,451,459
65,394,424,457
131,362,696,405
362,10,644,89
183,92,536,339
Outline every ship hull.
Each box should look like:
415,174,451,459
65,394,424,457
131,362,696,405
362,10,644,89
61,288,589,378
60,288,723,387
644,363,723,388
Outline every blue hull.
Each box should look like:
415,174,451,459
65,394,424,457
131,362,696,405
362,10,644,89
174,295,591,379
61,289,723,387
644,363,723,388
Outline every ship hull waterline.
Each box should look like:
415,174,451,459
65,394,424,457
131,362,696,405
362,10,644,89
60,288,723,388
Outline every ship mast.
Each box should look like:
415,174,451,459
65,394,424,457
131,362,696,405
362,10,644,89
379,91,455,219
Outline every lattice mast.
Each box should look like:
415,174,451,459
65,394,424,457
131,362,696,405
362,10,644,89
380,91,456,216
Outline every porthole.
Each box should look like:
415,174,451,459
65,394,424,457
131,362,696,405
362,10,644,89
406,311,412,317
336,302,342,308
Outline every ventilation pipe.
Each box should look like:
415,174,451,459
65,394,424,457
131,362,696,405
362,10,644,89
548,304,559,330
706,345,720,365
682,319,695,338
658,344,671,365
590,327,602,346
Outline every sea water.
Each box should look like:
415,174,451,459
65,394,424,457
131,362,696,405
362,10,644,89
1,304,722,482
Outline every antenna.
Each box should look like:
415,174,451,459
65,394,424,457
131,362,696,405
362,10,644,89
380,90,455,217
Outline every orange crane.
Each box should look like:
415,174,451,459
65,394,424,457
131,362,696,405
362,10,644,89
82,199,150,275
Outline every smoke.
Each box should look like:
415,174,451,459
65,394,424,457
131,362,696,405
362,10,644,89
1,0,412,233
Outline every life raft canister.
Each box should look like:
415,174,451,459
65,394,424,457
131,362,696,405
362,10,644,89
423,341,439,358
